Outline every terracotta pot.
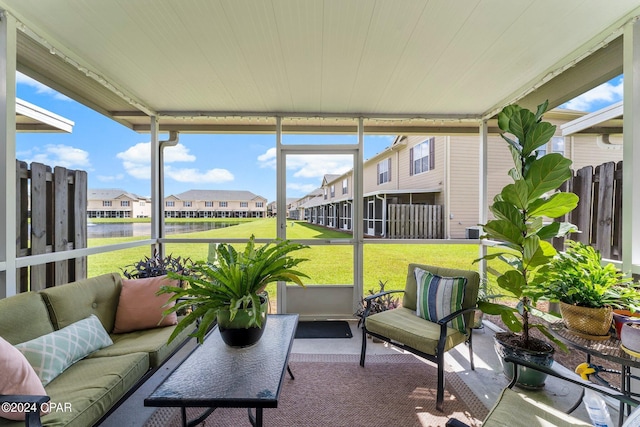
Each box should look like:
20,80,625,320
613,309,640,339
560,302,613,338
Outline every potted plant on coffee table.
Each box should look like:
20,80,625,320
476,100,579,388
159,235,309,347
541,240,640,340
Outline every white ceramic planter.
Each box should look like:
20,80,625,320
621,323,640,353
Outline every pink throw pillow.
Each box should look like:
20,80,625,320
112,276,178,334
0,337,48,421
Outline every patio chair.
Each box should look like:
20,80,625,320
446,356,640,427
359,263,480,411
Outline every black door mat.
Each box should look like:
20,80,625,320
294,320,353,339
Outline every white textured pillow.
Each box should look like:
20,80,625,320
15,314,113,386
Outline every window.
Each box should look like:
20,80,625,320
256,202,264,208
537,144,547,158
219,201,228,207
342,178,348,195
120,200,130,207
330,185,335,198
552,137,565,156
240,202,248,208
139,201,145,206
324,189,327,200
377,158,391,184
166,201,175,207
205,201,213,207
537,137,564,158
183,201,192,207
410,137,435,175
103,201,112,207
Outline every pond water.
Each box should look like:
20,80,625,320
87,221,239,238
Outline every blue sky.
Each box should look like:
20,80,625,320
15,73,623,203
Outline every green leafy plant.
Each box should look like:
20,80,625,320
475,100,579,351
542,240,640,310
121,251,192,279
159,235,309,344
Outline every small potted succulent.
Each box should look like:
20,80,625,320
355,280,400,328
541,240,640,338
159,235,309,347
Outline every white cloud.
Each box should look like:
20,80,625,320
97,174,124,182
290,154,352,179
16,72,71,101
121,161,150,179
165,166,234,183
287,182,317,193
562,79,623,112
257,148,352,179
23,144,91,169
116,142,196,164
117,142,205,181
257,147,277,169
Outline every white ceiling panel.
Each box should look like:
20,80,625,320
1,0,638,133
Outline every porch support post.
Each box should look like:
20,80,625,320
353,118,364,312
150,116,163,256
623,19,640,273
0,11,16,298
478,120,488,286
276,117,286,313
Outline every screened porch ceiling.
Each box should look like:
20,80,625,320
3,0,639,134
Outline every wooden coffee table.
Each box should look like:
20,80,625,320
144,314,298,427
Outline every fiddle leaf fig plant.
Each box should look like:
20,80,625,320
476,100,579,351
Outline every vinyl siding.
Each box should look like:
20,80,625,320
364,155,397,193
448,135,480,239
398,135,445,191
567,135,623,171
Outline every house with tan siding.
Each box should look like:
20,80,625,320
87,189,150,218
301,108,626,239
166,190,267,218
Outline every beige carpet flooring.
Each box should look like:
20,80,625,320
144,353,487,427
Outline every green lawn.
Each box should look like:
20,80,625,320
88,218,482,298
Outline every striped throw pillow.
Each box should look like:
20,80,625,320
415,268,467,333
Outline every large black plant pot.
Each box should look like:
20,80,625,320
494,332,554,389
217,295,268,348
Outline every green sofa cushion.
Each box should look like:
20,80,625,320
0,292,54,344
0,352,148,427
365,307,467,355
40,273,122,332
91,322,194,368
483,387,592,426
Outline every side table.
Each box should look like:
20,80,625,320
549,321,640,426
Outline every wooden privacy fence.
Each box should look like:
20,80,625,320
16,160,88,292
555,161,622,260
387,204,443,239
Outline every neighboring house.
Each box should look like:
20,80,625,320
301,108,625,239
294,189,324,222
164,190,267,218
268,199,299,218
87,189,150,218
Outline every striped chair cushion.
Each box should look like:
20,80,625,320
415,268,467,333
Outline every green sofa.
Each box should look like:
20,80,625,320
0,273,193,427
